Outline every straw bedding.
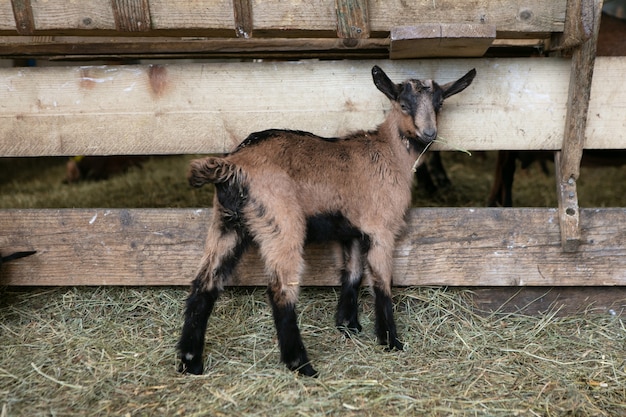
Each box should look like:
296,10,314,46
1,286,624,416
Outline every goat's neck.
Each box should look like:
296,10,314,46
379,117,426,173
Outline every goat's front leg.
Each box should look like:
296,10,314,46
335,239,364,334
373,286,403,351
367,243,404,351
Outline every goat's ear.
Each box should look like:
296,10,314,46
372,65,399,101
441,68,476,99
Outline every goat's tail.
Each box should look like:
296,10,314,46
188,157,241,187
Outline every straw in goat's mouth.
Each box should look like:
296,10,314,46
411,136,472,172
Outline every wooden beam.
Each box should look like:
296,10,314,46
131,0,235,35
233,0,253,38
368,0,566,38
110,0,151,32
0,58,578,156
10,0,35,35
585,57,626,146
389,23,495,59
472,287,626,316
335,0,369,41
555,151,582,251
0,36,391,59
550,0,595,51
28,0,117,31
1,57,625,157
1,208,625,287
557,0,603,252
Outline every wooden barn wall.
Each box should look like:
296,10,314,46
0,58,625,157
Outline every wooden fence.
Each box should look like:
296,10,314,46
0,0,624,312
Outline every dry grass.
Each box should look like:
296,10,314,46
2,152,625,210
1,286,624,416
1,153,626,415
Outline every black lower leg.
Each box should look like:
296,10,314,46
373,287,404,351
335,269,362,334
178,282,220,375
268,287,318,377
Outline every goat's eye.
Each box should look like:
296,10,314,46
400,103,408,112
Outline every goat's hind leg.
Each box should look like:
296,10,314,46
178,227,248,375
335,239,364,334
178,275,219,375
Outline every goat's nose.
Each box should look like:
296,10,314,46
422,128,437,142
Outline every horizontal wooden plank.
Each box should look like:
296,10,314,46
0,36,391,59
368,0,565,38
1,57,625,156
0,36,550,60
0,58,570,155
389,23,496,59
0,2,16,31
1,208,625,287
251,0,336,36
30,0,117,31
585,57,626,148
472,287,626,316
0,0,566,37
148,0,234,34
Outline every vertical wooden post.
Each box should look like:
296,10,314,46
111,0,151,32
11,0,35,35
335,0,369,44
556,0,603,252
233,0,253,38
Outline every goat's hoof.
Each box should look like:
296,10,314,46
385,339,404,352
337,321,362,335
178,354,204,375
295,363,319,378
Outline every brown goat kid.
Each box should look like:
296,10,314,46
178,65,476,377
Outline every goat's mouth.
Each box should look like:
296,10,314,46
413,132,437,146
416,135,435,145
400,129,436,149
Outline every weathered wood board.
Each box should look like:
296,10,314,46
0,36,393,60
367,1,565,38
1,208,624,287
472,287,626,316
0,0,566,37
585,57,626,148
389,23,496,59
1,58,624,157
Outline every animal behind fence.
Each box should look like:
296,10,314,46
178,65,476,376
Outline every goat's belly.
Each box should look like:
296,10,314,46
305,212,371,247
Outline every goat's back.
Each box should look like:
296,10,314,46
191,129,414,232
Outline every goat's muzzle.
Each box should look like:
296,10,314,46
419,127,437,144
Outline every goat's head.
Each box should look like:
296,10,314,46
372,66,476,145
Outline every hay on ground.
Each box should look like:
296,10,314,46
1,286,624,416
